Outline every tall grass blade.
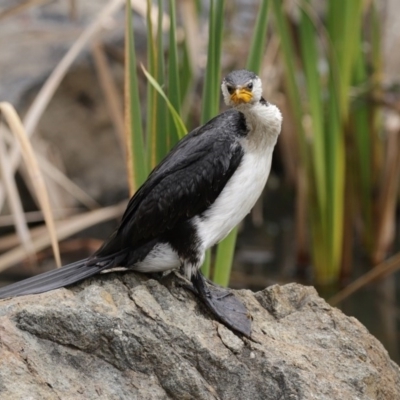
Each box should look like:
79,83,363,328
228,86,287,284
213,227,238,286
272,0,325,279
200,0,225,279
246,1,269,73
146,0,158,170
201,0,224,124
154,0,168,165
298,1,326,229
271,0,307,157
210,0,224,112
273,0,355,283
179,39,194,116
179,0,198,124
167,0,181,148
125,0,147,194
326,0,362,280
142,66,187,139
201,249,211,279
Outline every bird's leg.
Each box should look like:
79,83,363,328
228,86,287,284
190,271,251,338
191,270,211,298
194,276,232,301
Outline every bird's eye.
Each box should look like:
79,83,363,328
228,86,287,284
247,82,253,90
226,85,234,94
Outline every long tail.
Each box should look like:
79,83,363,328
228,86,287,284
0,258,108,299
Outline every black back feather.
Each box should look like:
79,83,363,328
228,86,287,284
93,109,248,259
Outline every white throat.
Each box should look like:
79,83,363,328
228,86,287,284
237,102,282,149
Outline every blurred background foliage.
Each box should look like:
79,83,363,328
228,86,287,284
0,0,400,360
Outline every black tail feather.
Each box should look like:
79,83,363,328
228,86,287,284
0,258,107,299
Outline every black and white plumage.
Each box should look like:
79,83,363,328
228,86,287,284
0,70,282,336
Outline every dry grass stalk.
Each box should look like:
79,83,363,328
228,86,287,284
373,113,400,264
0,125,35,259
92,41,125,153
329,251,400,306
0,102,61,267
0,201,127,273
36,155,99,210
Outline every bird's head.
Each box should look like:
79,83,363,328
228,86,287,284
221,70,262,108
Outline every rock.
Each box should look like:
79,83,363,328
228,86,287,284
0,274,399,400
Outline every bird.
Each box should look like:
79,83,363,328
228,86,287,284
0,69,282,337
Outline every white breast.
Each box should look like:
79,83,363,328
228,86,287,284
195,103,282,250
195,149,272,249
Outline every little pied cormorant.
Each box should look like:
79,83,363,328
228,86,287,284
0,70,282,337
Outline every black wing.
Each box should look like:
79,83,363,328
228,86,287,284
94,109,248,257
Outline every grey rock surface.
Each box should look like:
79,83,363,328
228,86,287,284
0,273,399,400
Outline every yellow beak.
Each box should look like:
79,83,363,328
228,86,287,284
230,88,253,105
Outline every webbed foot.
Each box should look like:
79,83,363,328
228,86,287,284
191,272,251,338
